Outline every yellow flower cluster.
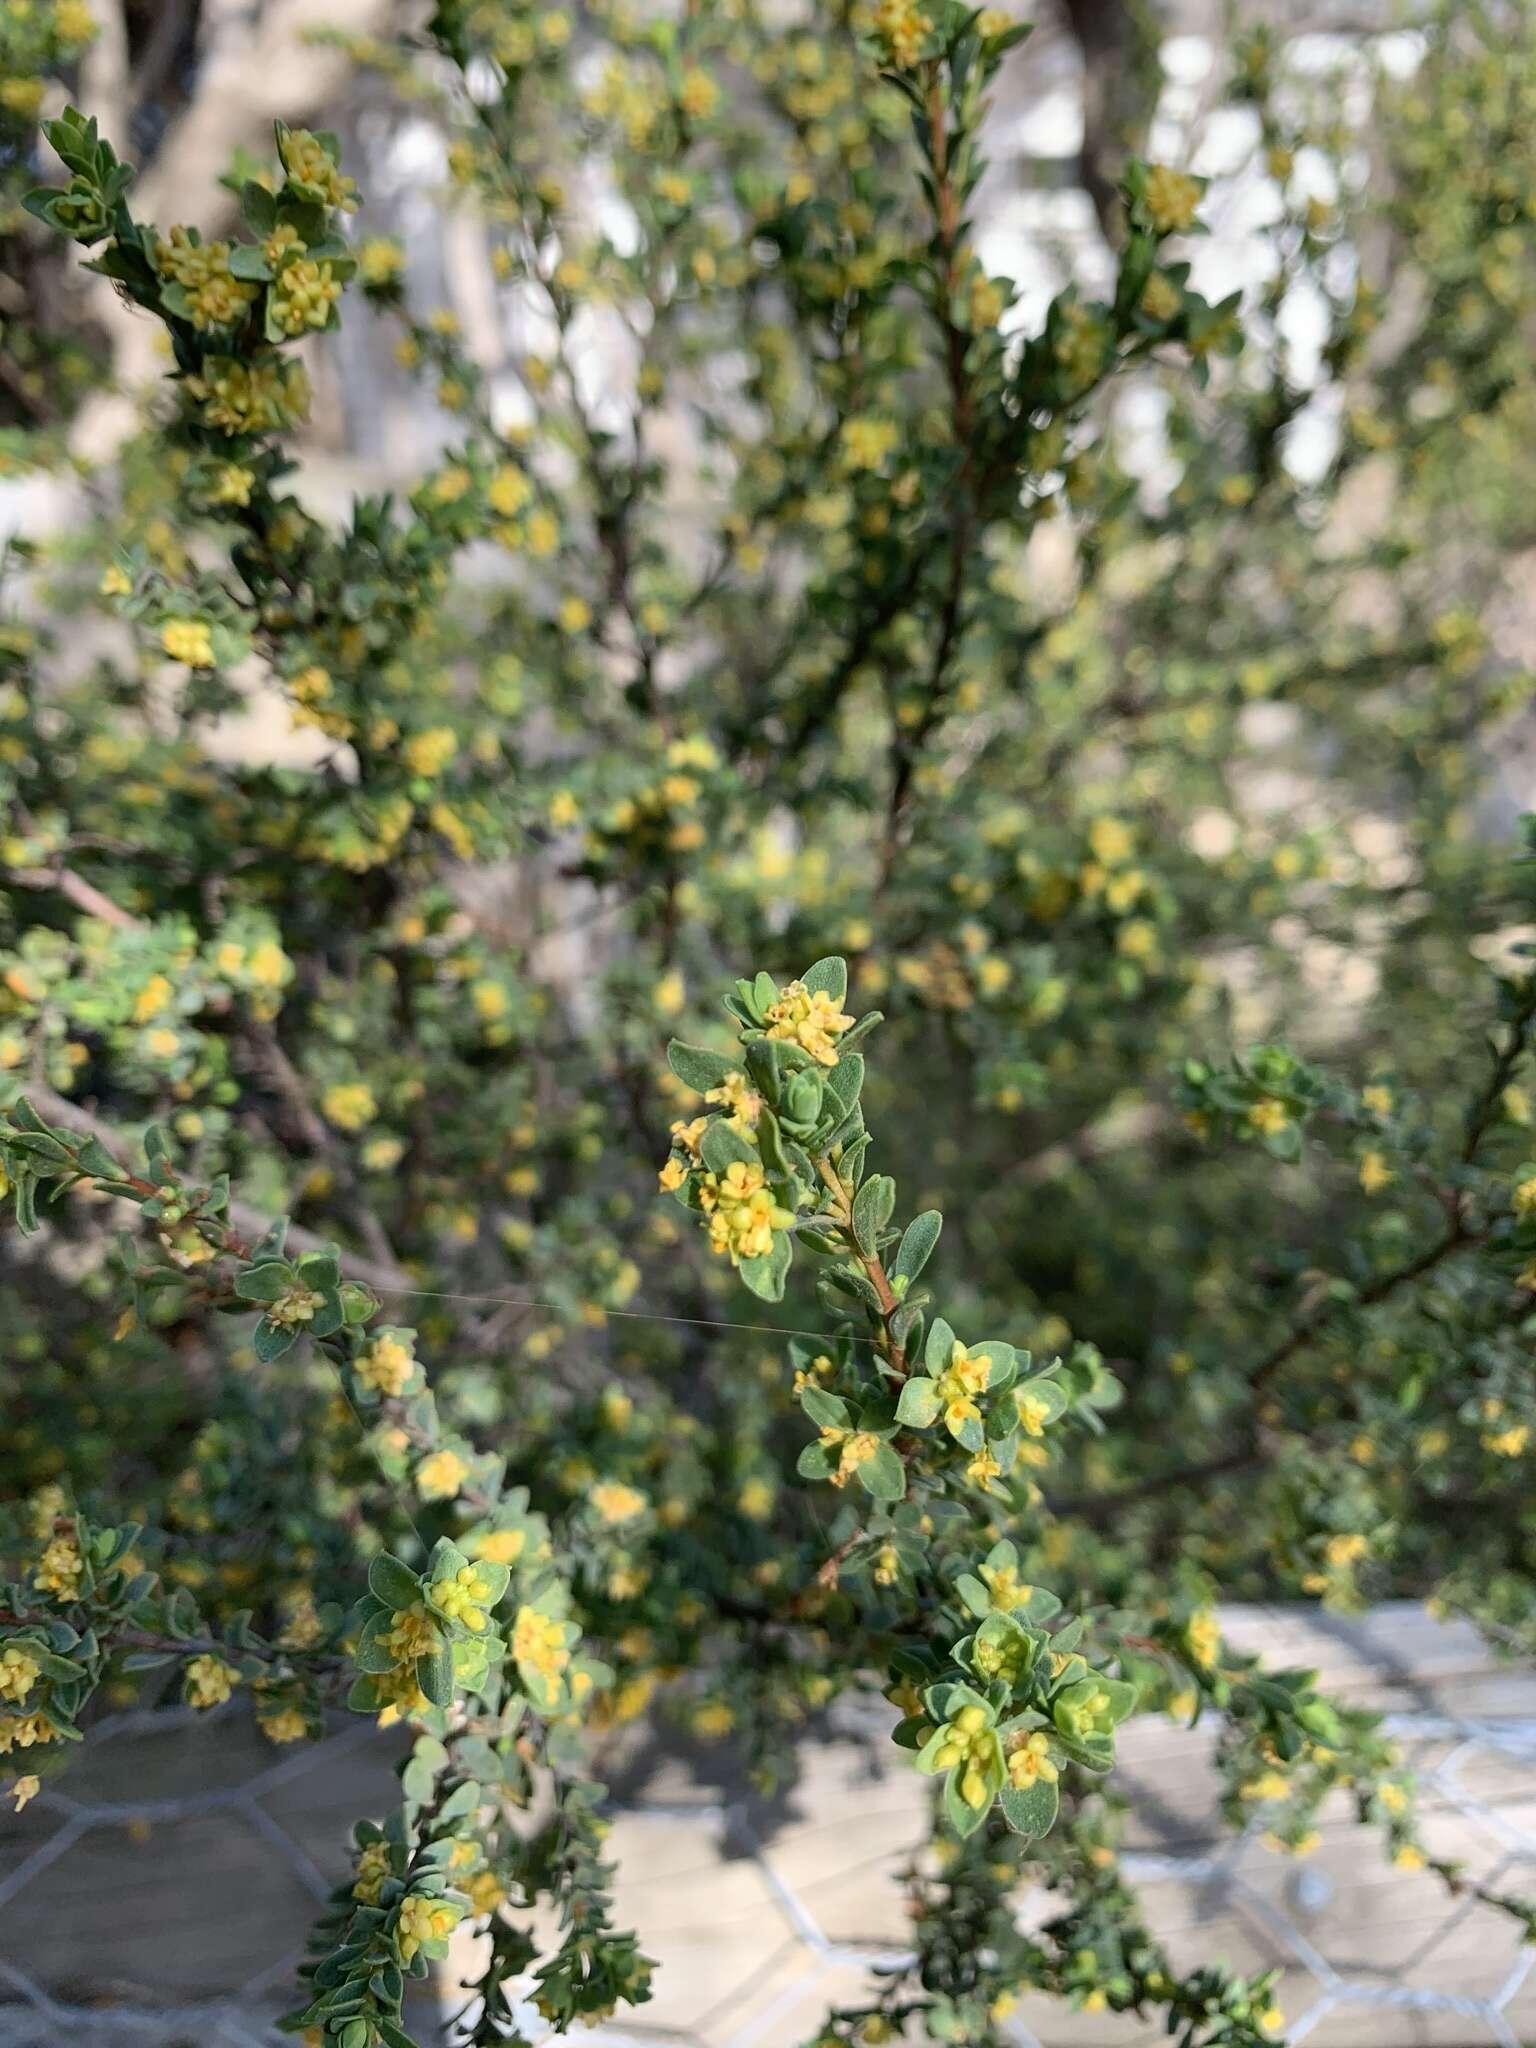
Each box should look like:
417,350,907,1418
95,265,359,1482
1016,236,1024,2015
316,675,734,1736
428,1564,497,1632
1186,1610,1221,1670
417,1448,470,1500
271,259,343,336
873,0,931,67
935,1340,992,1435
1143,165,1203,233
1007,1730,1059,1790
161,620,215,668
512,1604,570,1683
930,1703,997,1809
1015,1386,1052,1437
0,1645,40,1704
356,1331,417,1397
591,1480,647,1525
978,1559,1033,1612
817,1423,880,1487
0,1715,57,1756
322,1082,377,1131
763,979,853,1066
185,1654,239,1708
258,1705,308,1744
704,1072,762,1130
396,1893,462,1961
353,1840,392,1903
379,1605,439,1665
699,1158,795,1264
187,356,312,435
278,128,360,211
154,228,258,332
34,1536,81,1600
266,1283,325,1330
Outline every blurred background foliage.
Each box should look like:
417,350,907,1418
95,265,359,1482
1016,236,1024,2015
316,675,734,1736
4,0,1536,1850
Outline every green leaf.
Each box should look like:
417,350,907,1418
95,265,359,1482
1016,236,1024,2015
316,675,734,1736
943,1768,991,1837
800,1386,850,1429
234,1262,293,1303
1000,1776,1059,1838
666,1041,738,1093
895,1377,942,1428
1014,1376,1068,1430
417,1645,454,1709
368,1553,421,1611
228,242,273,281
858,1441,906,1502
924,1316,957,1371
253,1317,297,1362
739,1232,791,1301
823,1052,864,1117
700,1120,759,1174
851,1173,894,1254
355,1614,402,1674
802,956,848,1005
892,1210,942,1286
310,1293,345,1339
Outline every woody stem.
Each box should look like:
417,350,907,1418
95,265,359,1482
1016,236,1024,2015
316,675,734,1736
812,1154,908,1377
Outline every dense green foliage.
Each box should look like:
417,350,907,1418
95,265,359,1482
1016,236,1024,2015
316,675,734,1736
4,1,1536,2042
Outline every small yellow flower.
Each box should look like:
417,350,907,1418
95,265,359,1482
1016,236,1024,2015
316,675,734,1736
359,238,404,286
473,1527,527,1567
1359,1150,1392,1194
396,1893,463,1961
34,1538,82,1601
161,620,215,668
258,1706,308,1744
841,416,900,471
1186,1610,1221,1670
185,1655,239,1709
512,1605,570,1682
763,979,853,1066
428,1564,497,1632
1482,1423,1529,1458
356,1332,417,1398
702,1158,795,1265
873,0,931,65
1143,165,1202,233
1247,1099,1289,1137
278,128,359,211
402,727,458,778
322,1082,376,1132
678,67,719,118
417,1449,470,1501
1006,1731,1058,1790
8,1773,40,1812
591,1481,647,1525
0,1647,41,1704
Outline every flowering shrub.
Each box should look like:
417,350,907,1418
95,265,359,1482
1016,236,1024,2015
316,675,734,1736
4,1,1536,2042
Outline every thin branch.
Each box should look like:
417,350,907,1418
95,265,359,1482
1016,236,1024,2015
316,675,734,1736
19,1082,411,1297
